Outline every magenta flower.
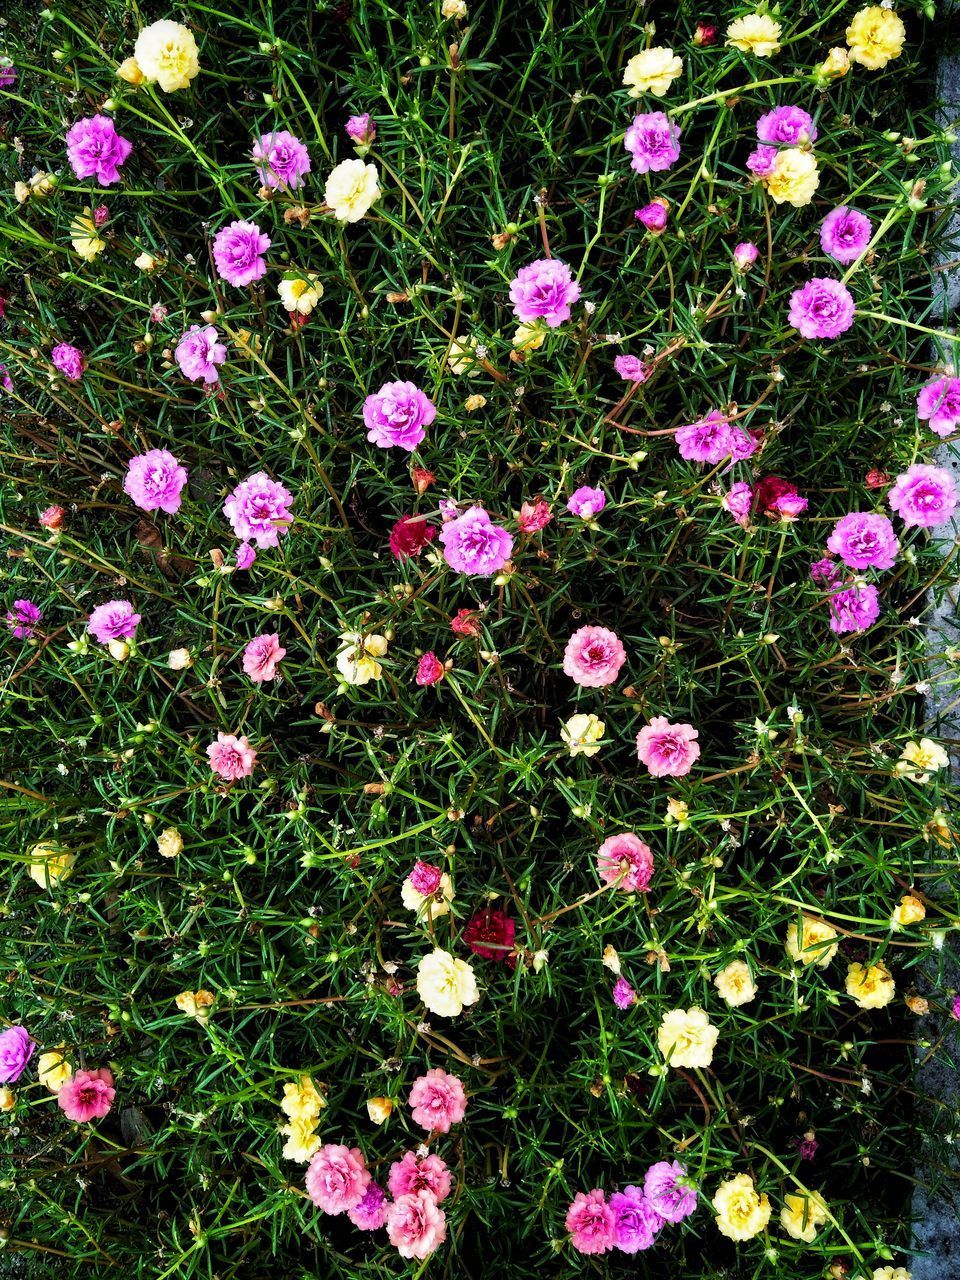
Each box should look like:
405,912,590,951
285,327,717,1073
614,354,648,382
348,1183,388,1231
388,1151,452,1202
723,481,754,526
212,220,271,288
415,652,445,686
826,511,899,571
624,111,681,174
0,364,11,392
609,1186,661,1253
0,1026,35,1082
206,732,257,781
87,600,140,645
746,145,778,178
636,717,700,778
612,977,636,1010
733,242,759,272
65,115,132,186
756,105,817,145
644,1160,697,1223
888,464,958,529
952,995,960,1020
409,861,443,896
363,380,437,451
918,377,960,438
175,324,226,384
788,278,855,340
235,542,256,570
0,60,15,89
565,1189,616,1256
223,472,294,548
345,113,376,145
408,1067,467,1134
567,485,606,518
242,632,286,683
597,833,654,893
51,342,85,382
252,130,311,189
562,625,626,687
820,206,872,264
509,257,581,328
124,449,188,514
58,1067,115,1122
635,201,668,233
828,584,880,634
810,556,842,587
439,507,514,576
6,599,41,639
306,1144,371,1215
676,411,756,465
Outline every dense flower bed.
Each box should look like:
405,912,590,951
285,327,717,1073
1,1,959,1276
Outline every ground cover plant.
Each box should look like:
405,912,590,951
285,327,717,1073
1,0,960,1275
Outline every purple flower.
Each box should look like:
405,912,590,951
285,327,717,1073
756,105,817,146
746,145,778,178
635,201,668,232
676,411,756,465
212,220,271,288
952,995,960,1020
0,59,16,89
643,1160,698,1224
733,242,759,272
820,206,872,265
0,1026,35,1083
6,599,41,638
509,258,581,328
826,511,899,571
614,354,648,382
348,1182,388,1231
124,449,188,515
624,111,681,175
723,480,754,525
608,1186,662,1253
810,556,842,587
87,599,140,645
252,131,311,190
235,542,257,570
612,978,636,1010
51,342,85,382
918,377,960,438
788,278,855,340
175,325,226,384
567,486,606,518
363,380,437,451
223,472,294,548
828,584,880,634
439,506,514,576
65,115,132,186
345,113,376,145
0,364,11,392
888,463,958,529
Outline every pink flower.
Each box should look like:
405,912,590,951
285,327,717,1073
952,995,960,1021
746,145,778,178
810,556,842,587
408,1067,467,1134
212,220,271,288
636,717,700,777
6,599,41,639
87,600,140,645
788,278,855,340
826,511,899,571
439,507,514,576
58,1068,115,1122
517,498,553,533
635,201,668,233
723,480,754,525
235,542,256,570
39,505,65,531
567,486,606,518
562,625,626,688
828,584,880,634
0,363,11,392
644,1160,697,1223
888,463,958,528
175,324,226,384
305,1144,371,1215
0,1026,35,1082
597,833,654,893
51,342,85,382
756,105,817,145
450,608,481,637
509,258,581,328
409,860,443,896
675,411,756,465
242,632,286,683
754,475,808,521
624,112,681,174
389,515,437,558
65,115,132,186
918,377,960,438
124,449,188,514
386,1190,447,1260
223,472,294,548
345,113,376,145
0,60,16,89
614,354,648,382
363,381,436,451
565,1188,616,1255
415,652,445,686
609,1186,661,1253
348,1183,388,1230
388,1151,452,1202
733,242,759,272
820,206,872,265
612,977,636,1009
252,130,310,189
206,732,257,781
93,205,109,227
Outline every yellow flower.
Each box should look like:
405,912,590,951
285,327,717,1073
818,47,851,80
280,1075,326,1123
601,944,622,976
133,20,200,93
116,56,145,85
513,321,546,351
0,1087,15,1112
725,14,782,57
622,47,683,97
561,712,606,758
464,394,486,412
780,1191,828,1242
765,149,819,208
873,1268,911,1280
27,843,76,889
448,336,481,376
37,1047,72,1093
134,251,159,271
168,647,193,670
657,1007,718,1069
713,959,757,1007
107,639,130,662
665,797,689,829
401,871,455,920
785,914,839,967
30,172,57,198
846,6,906,70
891,893,925,929
896,738,949,783
156,827,183,859
278,272,324,316
174,989,216,1022
366,1096,393,1124
336,632,388,686
70,211,106,262
846,961,895,1010
416,948,480,1018
712,1173,771,1241
280,1114,322,1163
323,159,380,223
441,0,468,17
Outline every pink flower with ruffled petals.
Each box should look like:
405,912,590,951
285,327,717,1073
567,486,606,518
828,583,880,634
788,278,855,340
723,481,754,525
565,1188,616,1255
439,507,513,576
408,861,443,896
65,115,132,186
212,220,271,288
223,472,293,548
609,1185,662,1253
124,449,188,514
888,464,958,528
597,833,654,892
348,1183,388,1230
918,377,960,438
206,732,257,781
363,381,436,451
0,1026,35,1082
51,343,85,382
415,652,445,686
388,1151,452,1203
306,1144,371,1215
826,511,899,571
386,1190,447,1260
175,325,226,384
345,114,376,145
252,130,310,189
756,105,817,145
612,977,636,1009
6,599,41,639
562,625,626,688
242,632,286,683
87,600,140,644
624,112,681,174
517,498,553,533
820,206,872,265
408,1067,467,1134
636,717,700,777
58,1068,115,1122
235,542,256,570
644,1160,697,1224
614,354,648,382
509,258,581,328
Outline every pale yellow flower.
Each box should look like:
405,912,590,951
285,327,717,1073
448,336,480,375
891,893,925,929
70,211,106,262
156,827,183,859
765,149,819,208
167,647,193,670
278,272,323,316
712,1173,771,1241
323,159,380,223
846,961,895,1010
846,6,906,70
0,1087,15,1112
280,1114,322,1163
401,871,455,920
336,632,388,685
441,0,468,17
665,797,689,829
873,1267,911,1280
622,47,683,97
896,738,949,783
657,1006,718,1069
713,959,757,1007
366,1096,393,1124
27,843,76,889
785,914,839,967
818,47,851,80
601,944,622,976
725,14,782,57
280,1075,326,1123
174,989,216,1022
117,56,145,85
134,251,159,271
513,321,546,351
37,1047,72,1094
30,173,57,199
780,1191,828,1242
464,394,487,412
416,948,480,1017
134,20,200,93
107,638,130,662
561,712,606,758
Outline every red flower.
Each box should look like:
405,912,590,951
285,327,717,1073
753,476,806,518
463,908,516,967
865,468,890,490
389,516,437,559
450,608,481,637
412,467,436,495
694,21,718,45
517,498,552,533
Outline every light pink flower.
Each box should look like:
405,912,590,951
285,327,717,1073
212,220,271,288
439,507,514,576
252,130,310,190
408,1067,467,1134
0,1026,35,1082
636,717,700,777
386,1190,447,1260
206,732,257,781
887,464,958,528
562,625,626,688
388,1151,452,1202
917,377,960,438
567,486,606,518
87,599,140,645
124,449,188,514
624,112,681,174
509,258,581,328
175,324,226,384
597,833,654,892
305,1144,371,1215
242,632,286,683
235,542,256,570
614,354,648,382
565,1188,616,1255
345,114,376,145
723,480,754,525
363,381,437,451
51,342,85,382
58,1068,115,1122
65,115,132,186
223,472,294,548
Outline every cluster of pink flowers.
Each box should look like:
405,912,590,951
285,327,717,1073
723,476,808,526
565,1160,697,1255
